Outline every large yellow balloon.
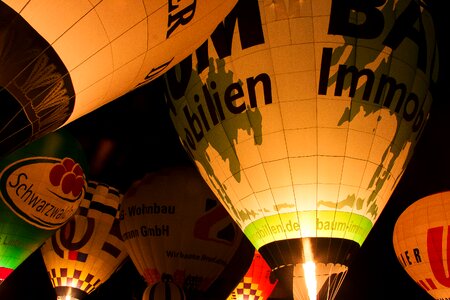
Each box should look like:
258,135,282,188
40,181,127,300
393,191,450,299
163,0,439,298
0,0,237,157
120,166,248,298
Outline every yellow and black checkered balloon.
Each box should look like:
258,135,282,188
41,181,128,299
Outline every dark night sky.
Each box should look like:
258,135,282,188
0,1,449,299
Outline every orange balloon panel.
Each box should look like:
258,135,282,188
0,0,237,157
227,251,278,300
393,191,450,299
120,166,246,296
41,181,127,300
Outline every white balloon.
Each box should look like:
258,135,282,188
0,0,237,156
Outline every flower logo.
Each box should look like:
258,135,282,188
49,158,85,197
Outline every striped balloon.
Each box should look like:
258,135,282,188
143,274,186,300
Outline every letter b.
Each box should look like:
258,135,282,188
316,218,323,230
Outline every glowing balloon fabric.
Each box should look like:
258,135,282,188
120,166,246,298
41,181,127,300
0,130,87,283
0,0,237,157
227,251,278,300
393,191,450,299
163,0,438,298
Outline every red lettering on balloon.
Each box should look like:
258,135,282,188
427,226,450,287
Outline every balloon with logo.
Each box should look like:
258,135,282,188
120,165,247,298
0,0,238,158
227,250,278,300
163,0,439,298
393,191,450,299
40,181,127,300
0,129,87,283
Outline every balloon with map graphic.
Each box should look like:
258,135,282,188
227,250,278,300
0,0,237,158
41,181,127,300
393,191,450,299
163,0,439,298
120,166,247,298
0,129,87,283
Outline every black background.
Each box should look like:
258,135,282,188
0,1,449,299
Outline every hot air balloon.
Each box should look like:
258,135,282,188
203,233,255,300
0,129,87,283
163,0,439,298
392,191,450,299
0,0,237,158
40,181,127,300
227,250,278,300
142,274,186,300
120,165,249,299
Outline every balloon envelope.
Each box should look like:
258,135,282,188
227,251,278,300
0,129,87,283
40,181,127,300
163,0,438,298
393,191,450,299
120,165,248,298
0,0,237,157
142,275,186,300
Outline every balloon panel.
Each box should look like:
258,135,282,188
164,0,438,251
120,166,246,294
393,191,450,299
0,129,87,283
0,0,237,157
41,181,127,297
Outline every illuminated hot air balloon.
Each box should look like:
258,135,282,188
393,191,450,299
120,165,247,298
204,233,255,300
163,0,439,298
227,250,278,300
40,181,127,300
0,0,237,157
0,129,87,283
142,274,186,300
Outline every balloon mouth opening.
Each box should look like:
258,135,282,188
258,237,359,299
55,286,87,300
